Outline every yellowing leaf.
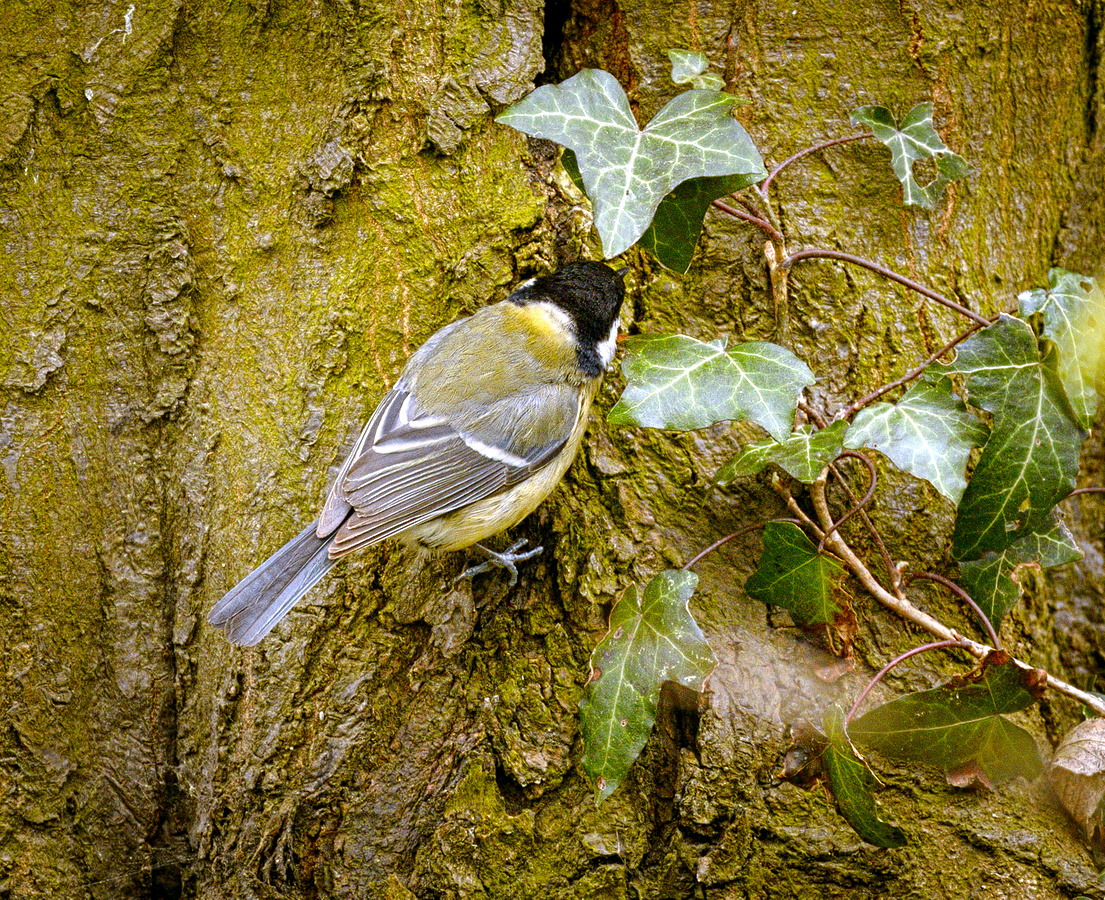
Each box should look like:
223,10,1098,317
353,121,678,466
1050,718,1105,849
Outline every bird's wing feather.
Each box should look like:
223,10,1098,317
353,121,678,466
317,319,467,538
209,522,338,645
327,381,584,556
316,403,383,537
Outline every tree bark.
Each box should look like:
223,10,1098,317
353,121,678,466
0,0,1102,898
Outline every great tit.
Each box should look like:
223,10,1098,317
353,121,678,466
209,261,627,645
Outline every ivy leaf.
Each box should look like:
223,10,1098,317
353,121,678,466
844,379,988,505
850,103,968,210
497,68,765,258
1018,268,1104,428
580,570,716,802
716,422,847,485
636,51,751,272
667,49,726,91
957,515,1082,629
1008,514,1083,567
637,172,758,273
1049,718,1105,849
931,314,1086,559
744,521,845,626
849,651,1045,784
563,151,760,274
608,335,814,443
821,705,907,848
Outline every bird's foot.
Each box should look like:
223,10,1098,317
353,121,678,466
455,539,543,587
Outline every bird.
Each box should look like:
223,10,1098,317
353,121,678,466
208,261,628,645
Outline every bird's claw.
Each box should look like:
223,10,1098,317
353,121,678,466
455,539,544,587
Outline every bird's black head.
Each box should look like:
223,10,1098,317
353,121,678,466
512,261,627,344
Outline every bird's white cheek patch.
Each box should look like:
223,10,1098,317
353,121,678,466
598,319,619,370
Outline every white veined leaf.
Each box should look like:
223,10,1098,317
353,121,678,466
844,379,988,504
498,69,764,257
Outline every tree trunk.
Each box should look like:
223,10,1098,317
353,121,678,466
1,0,1102,897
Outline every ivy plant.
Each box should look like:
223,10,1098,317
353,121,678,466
497,57,765,269
499,49,1105,847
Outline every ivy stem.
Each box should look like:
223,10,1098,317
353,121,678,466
740,187,786,237
770,476,824,539
907,572,1001,650
712,199,784,243
809,473,1105,718
844,639,970,727
760,132,874,198
682,520,803,571
735,194,769,221
836,318,993,421
1066,487,1105,499
798,399,828,429
824,454,900,591
779,249,991,327
818,452,878,553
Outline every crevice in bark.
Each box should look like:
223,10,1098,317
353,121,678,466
539,0,571,85
634,683,704,872
1085,0,1102,144
493,758,531,815
539,0,632,88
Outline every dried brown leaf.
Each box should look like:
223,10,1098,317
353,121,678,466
1050,718,1105,848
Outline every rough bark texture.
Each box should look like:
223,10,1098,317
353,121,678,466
0,0,1102,898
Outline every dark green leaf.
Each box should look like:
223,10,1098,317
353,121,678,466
957,515,1082,629
608,334,814,442
1018,268,1104,428
744,521,845,626
497,69,765,257
850,103,968,210
844,379,988,504
667,49,725,90
1009,514,1083,567
637,172,760,273
822,705,907,848
849,651,1045,784
716,422,847,485
561,147,585,193
931,314,1086,559
580,570,715,802
956,554,1017,636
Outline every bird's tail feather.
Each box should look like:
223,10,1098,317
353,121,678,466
209,521,338,646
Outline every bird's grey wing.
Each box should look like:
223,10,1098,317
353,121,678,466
327,383,584,556
317,319,466,538
316,397,387,537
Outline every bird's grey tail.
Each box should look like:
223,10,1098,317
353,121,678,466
208,522,338,646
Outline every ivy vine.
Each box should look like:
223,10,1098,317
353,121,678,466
499,49,1105,847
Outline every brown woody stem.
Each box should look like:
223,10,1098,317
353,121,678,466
779,249,991,327
809,472,1105,717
